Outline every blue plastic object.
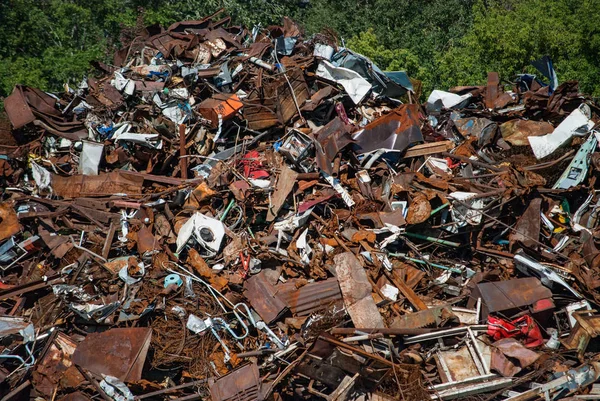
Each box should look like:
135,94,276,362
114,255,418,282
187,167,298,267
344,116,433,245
164,274,183,288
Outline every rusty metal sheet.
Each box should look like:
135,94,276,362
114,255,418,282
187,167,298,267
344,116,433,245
490,338,540,377
561,311,600,358
509,198,541,251
485,72,500,109
453,117,497,147
72,328,151,382
243,272,287,323
297,335,406,392
438,346,480,383
403,141,454,158
243,93,279,131
58,392,91,401
32,119,88,141
467,277,553,320
23,86,61,116
136,225,161,255
33,332,83,397
38,226,73,258
334,252,384,328
301,86,337,112
500,119,554,146
266,163,297,222
315,117,355,175
405,194,431,225
209,363,260,401
149,34,189,58
134,80,165,94
277,277,343,316
392,308,439,329
3,86,35,129
275,60,309,123
0,202,20,242
52,171,144,199
494,92,516,109
352,104,423,155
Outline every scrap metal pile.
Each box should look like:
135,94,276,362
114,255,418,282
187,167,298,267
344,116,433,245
3,10,600,401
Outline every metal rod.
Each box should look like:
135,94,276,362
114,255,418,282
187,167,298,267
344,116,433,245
179,124,188,180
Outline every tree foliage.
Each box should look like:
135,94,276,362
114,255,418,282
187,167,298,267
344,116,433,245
437,0,600,96
0,0,599,102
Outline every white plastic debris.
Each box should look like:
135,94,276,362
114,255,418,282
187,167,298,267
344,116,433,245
449,192,486,226
186,314,208,334
381,284,399,302
316,61,371,104
313,44,335,60
31,161,52,192
100,376,134,401
426,90,472,112
322,171,355,207
296,228,312,265
273,208,313,232
528,104,594,159
78,140,104,175
176,213,226,255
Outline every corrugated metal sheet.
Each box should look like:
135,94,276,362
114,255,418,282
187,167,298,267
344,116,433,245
243,272,287,323
277,277,343,316
209,363,260,401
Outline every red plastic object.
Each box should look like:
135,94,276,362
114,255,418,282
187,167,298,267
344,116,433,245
487,315,544,348
239,150,269,179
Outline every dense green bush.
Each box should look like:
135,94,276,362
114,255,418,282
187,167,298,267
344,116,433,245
1,0,598,104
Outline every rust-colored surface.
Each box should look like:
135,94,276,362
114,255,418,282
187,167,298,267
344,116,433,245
3,86,36,129
391,306,456,329
315,117,355,175
485,72,500,109
0,202,20,242
500,119,554,146
4,9,600,401
490,338,540,377
438,346,480,382
32,332,83,397
243,272,287,323
509,198,541,251
561,311,600,359
405,195,431,225
266,163,298,221
209,363,260,401
72,328,152,382
58,392,91,401
353,104,423,155
52,171,144,199
468,277,553,320
277,277,343,316
275,59,309,123
334,252,384,328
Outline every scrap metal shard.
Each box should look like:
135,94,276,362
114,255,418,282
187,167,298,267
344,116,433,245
0,203,20,242
334,252,384,328
72,328,151,382
243,272,288,323
490,338,540,377
52,171,144,199
509,198,541,251
267,163,298,221
352,104,423,155
277,277,343,316
468,277,554,321
209,363,260,401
